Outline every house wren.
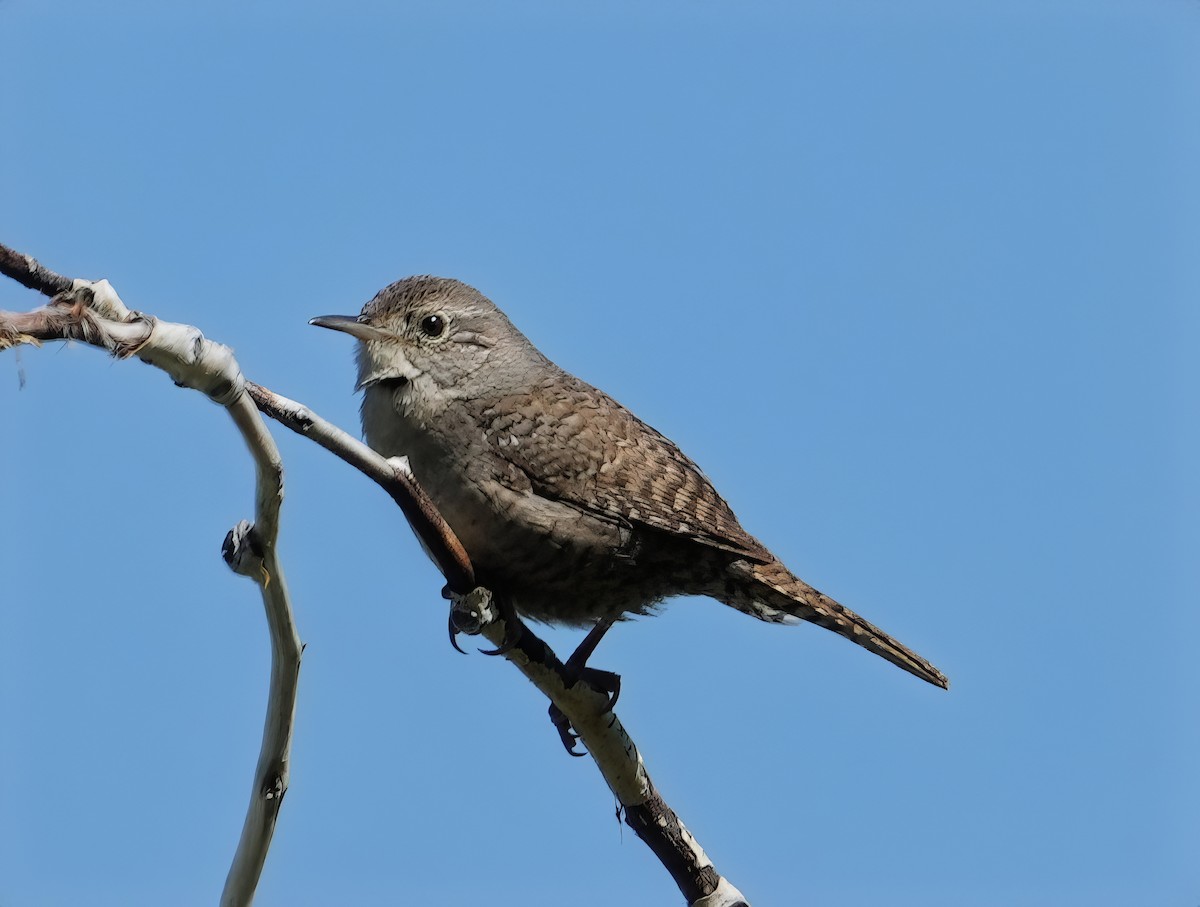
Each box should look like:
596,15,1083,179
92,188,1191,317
313,276,947,690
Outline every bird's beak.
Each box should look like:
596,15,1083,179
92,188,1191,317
309,314,394,343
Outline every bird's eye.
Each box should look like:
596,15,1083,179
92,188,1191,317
419,313,447,339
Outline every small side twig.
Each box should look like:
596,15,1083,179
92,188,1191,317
0,245,72,295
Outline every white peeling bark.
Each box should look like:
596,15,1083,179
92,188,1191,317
1,263,303,907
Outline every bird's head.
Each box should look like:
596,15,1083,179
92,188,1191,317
312,276,537,402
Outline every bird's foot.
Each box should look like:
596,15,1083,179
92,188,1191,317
547,667,622,757
444,585,523,655
574,665,622,710
547,616,623,756
444,584,486,654
548,703,586,757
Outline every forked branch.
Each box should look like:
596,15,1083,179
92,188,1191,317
1,245,303,907
1,242,749,906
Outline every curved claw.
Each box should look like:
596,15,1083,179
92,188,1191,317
477,634,517,657
447,611,468,655
605,673,622,712
572,666,622,713
549,703,587,757
478,609,522,656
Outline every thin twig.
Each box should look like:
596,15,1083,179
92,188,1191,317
219,394,303,907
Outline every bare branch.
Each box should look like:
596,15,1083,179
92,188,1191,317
0,245,303,907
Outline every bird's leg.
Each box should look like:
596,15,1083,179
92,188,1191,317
564,615,621,707
565,615,615,672
548,615,621,756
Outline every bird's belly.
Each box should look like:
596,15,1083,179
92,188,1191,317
362,388,704,625
421,458,649,625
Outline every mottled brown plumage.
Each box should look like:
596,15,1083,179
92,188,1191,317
314,276,948,689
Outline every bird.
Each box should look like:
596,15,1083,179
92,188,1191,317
312,276,948,694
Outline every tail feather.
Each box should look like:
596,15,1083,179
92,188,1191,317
722,559,949,690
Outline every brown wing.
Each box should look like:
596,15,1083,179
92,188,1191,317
477,372,771,563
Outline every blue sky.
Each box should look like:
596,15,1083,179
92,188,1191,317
2,1,1197,904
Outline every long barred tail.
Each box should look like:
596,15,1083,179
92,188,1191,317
722,558,949,690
